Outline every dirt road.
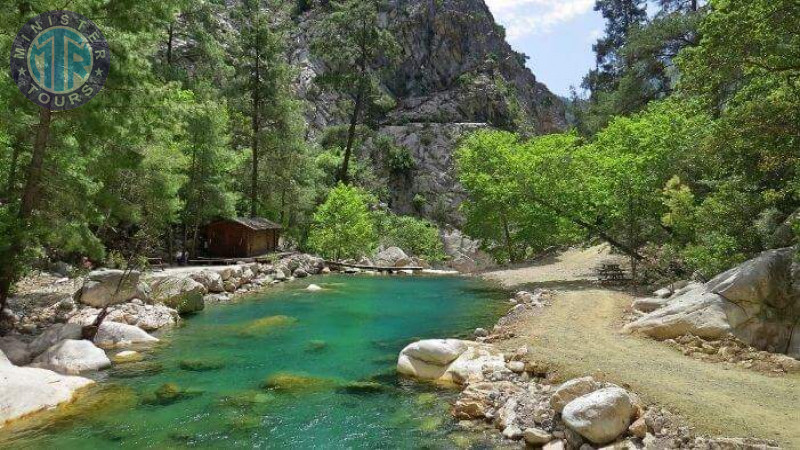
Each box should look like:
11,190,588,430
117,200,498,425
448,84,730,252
483,247,800,447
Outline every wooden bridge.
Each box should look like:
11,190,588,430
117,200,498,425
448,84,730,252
325,260,424,274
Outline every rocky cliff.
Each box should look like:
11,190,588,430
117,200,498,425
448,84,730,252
292,0,567,225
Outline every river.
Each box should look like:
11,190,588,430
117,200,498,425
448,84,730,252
1,275,507,449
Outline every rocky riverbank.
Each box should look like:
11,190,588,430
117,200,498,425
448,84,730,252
396,287,783,449
0,253,329,427
625,247,800,375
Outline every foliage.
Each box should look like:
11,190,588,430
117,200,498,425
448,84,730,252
374,135,416,174
373,213,445,262
308,184,378,260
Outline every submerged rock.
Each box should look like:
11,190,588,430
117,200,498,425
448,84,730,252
142,383,203,405
306,284,323,292
306,340,328,352
338,381,389,395
261,372,337,393
179,358,226,372
109,361,164,379
238,315,297,335
112,350,143,363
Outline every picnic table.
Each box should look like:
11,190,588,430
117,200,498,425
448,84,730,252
597,263,628,284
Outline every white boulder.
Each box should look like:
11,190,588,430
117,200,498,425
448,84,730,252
0,360,94,426
191,271,224,293
562,387,635,445
550,376,602,413
149,276,206,314
93,321,159,349
31,339,111,375
79,269,147,307
28,323,83,357
374,247,409,267
306,284,323,292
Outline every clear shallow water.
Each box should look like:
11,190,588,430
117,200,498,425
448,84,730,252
2,275,507,449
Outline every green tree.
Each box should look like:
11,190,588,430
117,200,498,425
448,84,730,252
311,0,399,184
308,184,378,260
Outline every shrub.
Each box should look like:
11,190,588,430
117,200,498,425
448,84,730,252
374,213,445,262
308,184,378,260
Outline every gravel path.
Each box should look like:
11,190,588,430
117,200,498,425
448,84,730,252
484,254,800,447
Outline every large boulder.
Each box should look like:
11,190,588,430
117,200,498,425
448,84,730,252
0,361,94,426
374,247,409,267
149,276,206,314
190,271,224,293
68,301,178,332
0,336,32,366
550,376,602,413
31,339,111,375
562,387,636,445
397,339,467,380
626,248,800,356
27,323,83,357
79,269,148,307
93,322,159,349
396,339,507,384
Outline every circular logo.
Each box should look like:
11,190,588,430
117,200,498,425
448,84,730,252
10,10,110,110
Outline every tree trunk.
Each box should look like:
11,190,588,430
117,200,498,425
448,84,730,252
338,87,364,185
250,23,261,217
526,191,645,261
0,108,51,316
167,22,174,66
501,214,515,263
4,139,22,200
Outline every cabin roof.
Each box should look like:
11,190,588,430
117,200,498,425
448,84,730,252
209,217,282,231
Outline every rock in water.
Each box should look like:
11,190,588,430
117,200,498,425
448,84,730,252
562,387,635,445
149,276,206,314
306,284,323,292
31,339,111,375
402,339,467,365
0,350,94,425
79,269,147,307
94,322,159,349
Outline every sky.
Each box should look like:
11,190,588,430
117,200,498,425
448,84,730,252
485,0,605,97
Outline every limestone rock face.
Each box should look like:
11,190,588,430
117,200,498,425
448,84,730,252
93,322,159,349
149,276,206,314
626,248,800,356
79,269,147,307
562,387,635,445
31,339,111,375
0,359,94,426
293,0,565,226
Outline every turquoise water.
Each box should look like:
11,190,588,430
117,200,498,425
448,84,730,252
2,275,507,449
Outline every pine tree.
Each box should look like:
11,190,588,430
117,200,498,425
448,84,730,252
311,0,399,184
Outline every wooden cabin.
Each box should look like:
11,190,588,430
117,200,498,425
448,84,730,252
204,218,282,258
